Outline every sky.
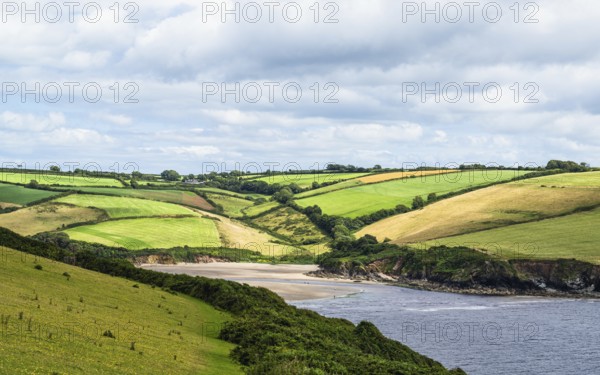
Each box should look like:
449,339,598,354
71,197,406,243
0,0,599,174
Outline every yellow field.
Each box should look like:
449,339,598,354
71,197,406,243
358,182,600,244
358,170,459,184
0,203,105,236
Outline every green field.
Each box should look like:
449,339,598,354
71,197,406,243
359,173,600,243
0,183,59,205
243,201,280,217
426,208,600,264
55,194,196,219
0,247,240,374
248,173,369,188
511,171,600,187
57,187,214,211
253,207,328,244
196,188,266,200
0,172,122,187
64,217,221,250
0,203,104,236
295,179,364,198
205,194,254,217
297,170,529,218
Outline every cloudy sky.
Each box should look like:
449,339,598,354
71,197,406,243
1,0,599,173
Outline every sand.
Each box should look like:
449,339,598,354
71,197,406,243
139,263,368,301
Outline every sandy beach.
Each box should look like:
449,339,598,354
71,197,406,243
139,263,369,301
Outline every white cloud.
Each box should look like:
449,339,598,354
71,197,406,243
0,111,65,132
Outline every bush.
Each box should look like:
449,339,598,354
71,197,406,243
102,330,116,339
412,196,425,209
34,264,43,270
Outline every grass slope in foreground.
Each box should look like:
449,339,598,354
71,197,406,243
297,169,529,218
55,194,195,218
0,203,105,236
0,246,240,375
0,183,59,205
359,172,600,243
57,187,215,211
64,217,221,250
427,207,600,264
0,172,122,187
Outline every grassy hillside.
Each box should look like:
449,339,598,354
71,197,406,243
55,194,196,219
248,172,369,188
194,210,302,257
0,230,462,374
297,170,529,218
357,170,459,184
426,207,600,264
0,246,241,375
0,203,104,236
511,171,600,187
359,173,600,243
295,170,462,198
294,179,364,198
64,217,221,250
56,187,214,211
243,201,280,217
196,188,265,200
0,183,59,205
205,193,254,217
0,172,122,187
253,206,328,244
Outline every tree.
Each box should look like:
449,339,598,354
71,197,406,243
49,166,60,172
427,193,437,202
373,164,382,170
412,196,425,210
27,180,39,188
272,187,294,203
546,160,588,172
160,170,181,181
130,179,139,189
311,181,320,189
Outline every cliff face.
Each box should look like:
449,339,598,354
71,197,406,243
511,259,600,292
315,255,600,297
132,254,230,265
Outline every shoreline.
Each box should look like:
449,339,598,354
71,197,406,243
310,270,600,299
139,263,373,301
139,262,600,300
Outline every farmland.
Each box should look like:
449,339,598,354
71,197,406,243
196,187,266,200
205,193,254,217
253,206,328,244
59,187,214,211
243,201,281,217
0,247,240,375
426,207,600,264
248,172,369,188
358,175,600,243
357,169,459,184
55,194,196,218
0,183,59,205
297,170,529,218
0,171,122,187
63,217,221,250
0,203,104,236
196,210,301,257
